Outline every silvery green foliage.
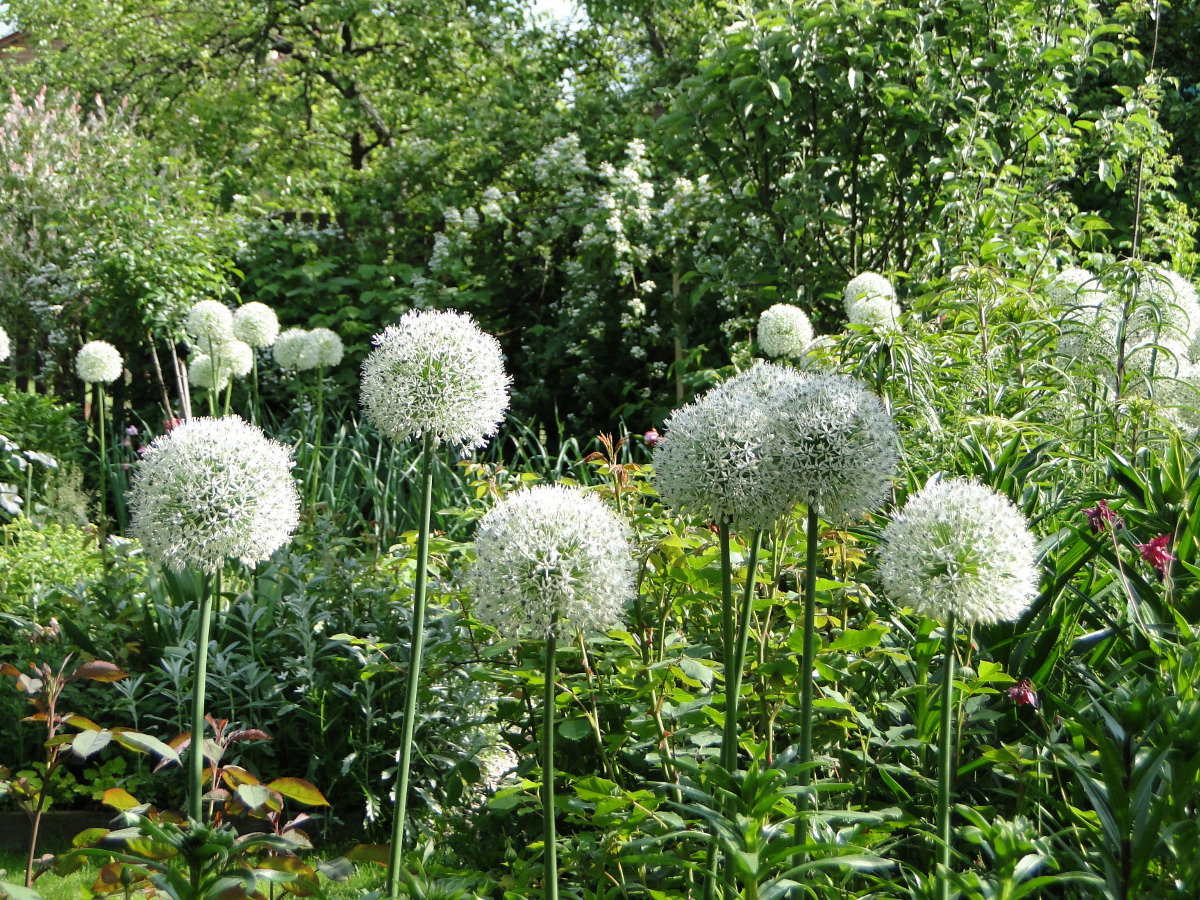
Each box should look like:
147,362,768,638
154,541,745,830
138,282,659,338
185,300,234,350
273,327,319,372
878,478,1039,624
129,416,300,574
726,364,900,523
843,272,900,330
309,327,344,368
75,340,123,383
360,309,510,452
188,353,231,391
757,303,814,358
469,484,635,639
232,302,280,348
653,368,798,532
0,326,9,362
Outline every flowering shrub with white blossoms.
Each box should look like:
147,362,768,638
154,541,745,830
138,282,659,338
360,309,510,452
128,416,300,574
468,484,636,639
878,478,1039,624
75,340,123,384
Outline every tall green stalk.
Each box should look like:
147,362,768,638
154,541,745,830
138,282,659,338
718,522,735,768
722,529,762,771
936,612,958,900
189,571,217,822
310,367,325,508
95,384,109,540
386,430,435,898
798,505,820,799
542,628,560,900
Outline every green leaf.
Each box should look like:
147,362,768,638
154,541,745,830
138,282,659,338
265,777,330,807
71,729,112,760
557,718,592,741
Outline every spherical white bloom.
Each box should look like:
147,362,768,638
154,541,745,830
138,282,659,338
878,478,1039,625
1046,267,1107,312
757,304,814,358
725,366,899,523
653,370,798,532
186,301,235,348
308,327,344,368
844,272,896,309
129,416,300,574
0,326,10,363
468,485,636,639
232,303,280,348
220,340,254,378
273,328,319,372
188,353,232,392
1135,266,1200,344
847,295,902,331
75,340,124,384
360,309,511,452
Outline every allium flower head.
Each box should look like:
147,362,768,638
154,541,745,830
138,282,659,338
0,326,10,363
221,340,254,378
764,371,900,522
1046,267,1107,312
878,478,1039,624
128,416,300,574
844,272,901,331
76,340,124,384
309,327,344,368
188,353,231,392
757,304,814,358
233,302,280,348
273,328,319,372
653,369,797,532
469,485,636,639
360,310,511,452
186,301,235,349
1136,266,1200,343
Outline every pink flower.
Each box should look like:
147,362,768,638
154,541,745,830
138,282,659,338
1084,499,1122,534
1134,534,1174,580
126,425,139,436
643,429,660,448
1008,677,1038,709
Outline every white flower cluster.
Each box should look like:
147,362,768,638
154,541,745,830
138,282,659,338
757,303,814,358
129,416,300,574
0,326,10,363
360,309,510,452
469,484,636,639
75,340,123,384
273,327,344,372
844,272,901,331
878,478,1039,624
654,363,898,530
186,300,235,350
189,341,253,391
232,302,280,348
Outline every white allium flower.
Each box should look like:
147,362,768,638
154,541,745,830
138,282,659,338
0,326,10,363
725,365,900,523
273,328,319,372
186,300,235,348
468,485,636,639
757,304,814,358
878,478,1039,625
309,327,344,368
360,309,511,452
844,272,896,309
128,416,300,574
847,295,902,331
188,353,231,392
75,340,124,384
1046,267,1107,311
653,369,798,532
232,302,280,348
220,340,254,378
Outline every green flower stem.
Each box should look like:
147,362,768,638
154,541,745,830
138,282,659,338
722,529,762,772
386,429,435,898
718,521,736,772
798,505,820,803
189,571,216,822
96,384,109,555
543,628,560,900
936,612,958,900
310,367,325,509
249,356,260,426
